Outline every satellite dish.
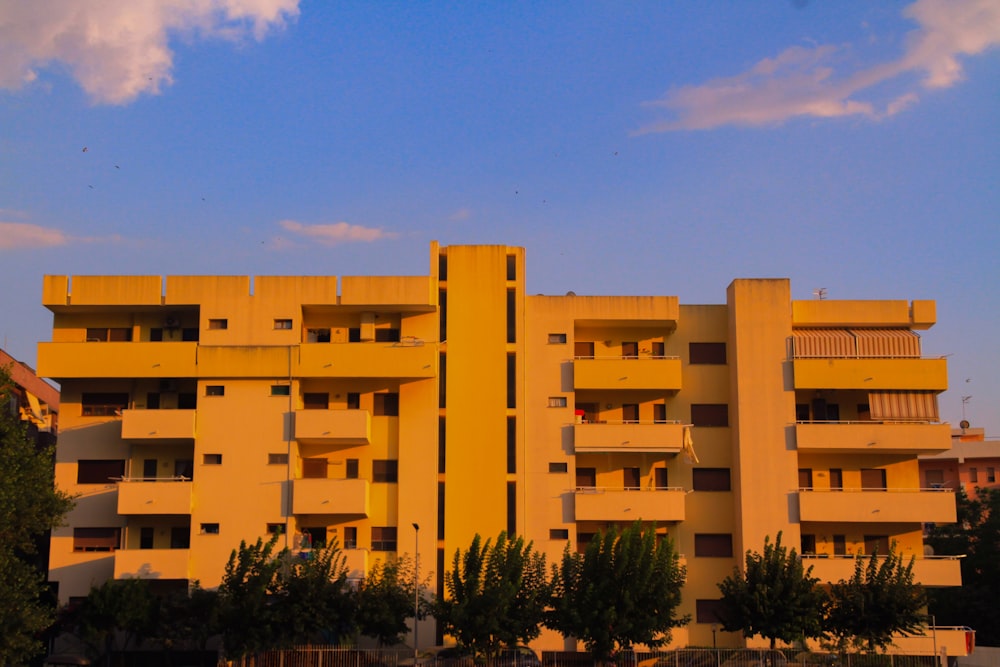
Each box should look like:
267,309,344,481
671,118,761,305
960,420,970,429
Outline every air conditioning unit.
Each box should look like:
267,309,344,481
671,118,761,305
159,379,179,393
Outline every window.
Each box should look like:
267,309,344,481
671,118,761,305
266,523,285,535
77,460,125,484
507,353,516,408
270,385,290,396
307,328,331,343
347,392,360,409
622,403,639,423
374,393,399,416
73,527,121,552
861,468,887,490
206,385,224,397
694,533,733,557
801,534,817,554
268,453,289,465
969,467,979,483
507,481,516,536
653,404,667,423
830,468,844,491
548,396,568,408
208,319,228,330
373,460,399,483
574,341,595,358
343,526,358,549
795,404,810,422
864,535,889,555
548,333,567,344
140,527,154,549
86,327,132,342
346,459,359,479
375,328,402,342
576,467,597,488
550,529,569,540
303,393,329,410
171,526,190,549
622,341,639,358
506,254,517,281
651,342,665,357
304,527,326,549
988,468,996,483
693,468,731,491
833,534,846,555
925,469,944,486
690,342,726,364
178,393,197,409
654,468,669,489
181,328,199,341
691,404,729,427
203,454,222,465
150,328,164,342
696,599,726,624
200,523,220,535
798,468,813,490
371,526,397,551
81,392,128,416
576,532,596,554
623,467,641,489
302,458,327,479
549,462,568,473
274,318,293,330
146,392,161,409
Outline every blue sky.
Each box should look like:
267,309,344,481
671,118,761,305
1,1,997,434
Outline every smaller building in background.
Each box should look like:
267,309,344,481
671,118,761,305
1,347,59,445
920,425,1000,494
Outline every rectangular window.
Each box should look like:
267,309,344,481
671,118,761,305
438,481,445,540
507,416,516,474
77,460,125,484
348,327,361,342
373,393,399,416
371,527,397,551
549,462,568,473
969,467,979,483
205,385,224,397
693,468,731,491
373,460,399,483
548,333,567,344
268,453,289,465
439,353,447,408
623,467,641,489
146,392,161,409
140,527,154,549
574,341,595,358
347,392,360,409
171,526,190,549
651,341,665,357
795,404,810,422
307,328,331,343
548,396,568,408
801,534,817,555
182,328,199,341
344,526,358,549
506,288,516,344
861,468,887,490
988,468,996,483
830,468,843,491
178,393,197,409
150,328,164,342
266,523,285,535
694,533,733,557
86,327,133,342
346,459,359,479
550,529,569,540
203,454,222,465
691,404,729,427
303,393,329,410
826,404,841,421
201,523,220,535
438,417,446,473
622,341,639,358
798,468,813,490
864,535,890,555
81,392,128,416
375,328,401,342
73,527,121,552
696,599,726,624
304,527,326,549
653,404,667,423
833,534,847,555
576,467,597,488
654,468,669,489
690,342,727,364
208,319,228,330
507,481,516,536
507,353,516,409
622,403,639,423
302,458,327,479
506,254,517,281
270,385,290,397
273,318,293,330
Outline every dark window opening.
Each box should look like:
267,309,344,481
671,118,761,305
506,254,516,281
170,527,190,549
652,342,665,357
507,288,516,343
576,467,597,488
82,393,128,416
654,468,669,489
833,534,846,555
347,392,360,409
437,481,445,540
73,527,120,552
346,459,359,479
696,599,727,624
653,404,667,423
689,342,726,364
801,534,817,555
507,353,516,409
348,328,361,342
622,341,639,358
372,527,397,551
623,467,640,489
373,460,399,483
550,529,569,540
344,526,358,549
507,416,516,474
864,535,889,555
77,460,125,484
693,468,731,491
507,481,516,536
622,403,639,423
373,393,399,416
691,404,729,427
798,468,813,490
303,393,329,410
438,417,446,473
140,527,154,549
694,533,733,557
375,328,401,342
549,462,568,473
861,468,887,491
830,468,843,490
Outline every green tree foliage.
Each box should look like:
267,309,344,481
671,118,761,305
0,366,74,665
155,581,221,664
548,521,688,661
926,487,1000,645
69,578,159,664
217,534,285,657
717,532,827,648
825,543,926,652
356,555,421,646
436,531,551,660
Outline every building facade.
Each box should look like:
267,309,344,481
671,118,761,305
39,243,961,651
920,426,1000,495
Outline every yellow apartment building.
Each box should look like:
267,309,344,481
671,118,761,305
39,242,962,652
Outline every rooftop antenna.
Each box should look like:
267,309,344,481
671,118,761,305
961,395,972,421
812,288,827,300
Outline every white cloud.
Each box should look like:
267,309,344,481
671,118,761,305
0,222,123,249
448,208,473,222
0,0,300,105
276,219,399,246
639,0,1000,132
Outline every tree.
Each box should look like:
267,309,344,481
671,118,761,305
154,581,221,666
217,534,284,658
717,532,827,648
548,521,688,661
0,365,74,665
69,578,159,665
356,555,421,646
435,531,551,660
926,487,1000,645
825,543,926,652
271,539,354,646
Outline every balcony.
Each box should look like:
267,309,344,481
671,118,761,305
792,358,947,391
292,478,369,516
798,489,956,524
574,357,682,391
795,422,951,454
892,627,975,657
196,345,291,377
297,342,437,379
339,275,436,309
114,548,190,580
295,410,371,445
37,342,197,379
117,480,193,515
121,409,196,441
575,487,686,522
574,421,684,453
801,554,962,587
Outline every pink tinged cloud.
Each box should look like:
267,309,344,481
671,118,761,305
0,0,300,105
0,222,68,249
639,0,1000,132
277,220,399,246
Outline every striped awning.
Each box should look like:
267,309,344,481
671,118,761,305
791,329,856,357
791,328,921,358
850,329,920,358
869,391,939,421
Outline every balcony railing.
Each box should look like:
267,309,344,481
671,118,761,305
573,356,682,391
114,548,190,580
792,357,947,391
798,488,956,523
795,421,951,454
574,486,686,522
801,554,963,586
574,421,684,453
292,478,369,516
294,409,371,445
121,409,197,440
117,478,193,515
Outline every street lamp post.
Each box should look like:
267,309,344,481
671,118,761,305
413,522,420,662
